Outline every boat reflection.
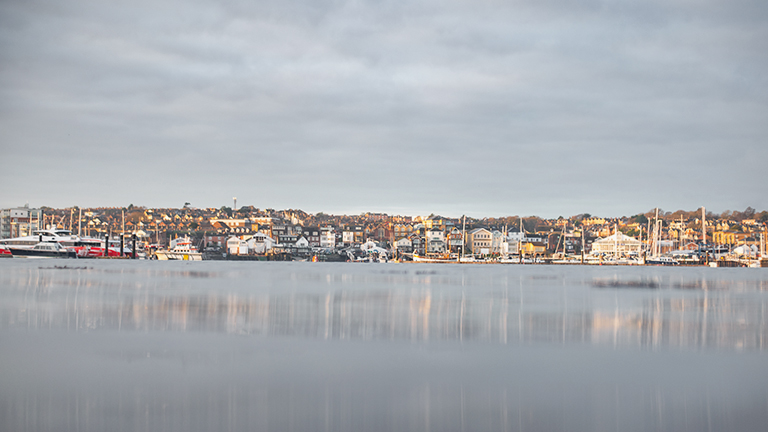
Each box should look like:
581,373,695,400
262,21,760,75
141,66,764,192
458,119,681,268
2,265,765,351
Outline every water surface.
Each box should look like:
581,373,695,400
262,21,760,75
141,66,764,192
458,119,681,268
1,260,766,431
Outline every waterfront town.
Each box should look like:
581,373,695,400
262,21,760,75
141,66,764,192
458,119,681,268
1,203,767,266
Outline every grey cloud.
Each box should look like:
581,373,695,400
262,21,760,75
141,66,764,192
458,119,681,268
1,0,766,216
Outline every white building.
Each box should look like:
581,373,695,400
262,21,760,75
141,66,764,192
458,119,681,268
227,236,248,255
246,232,277,254
506,231,525,253
590,232,642,256
320,227,336,249
426,229,446,254
393,237,413,252
1,206,41,239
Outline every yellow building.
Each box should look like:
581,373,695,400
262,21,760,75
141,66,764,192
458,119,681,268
712,231,736,245
520,242,546,255
583,217,606,226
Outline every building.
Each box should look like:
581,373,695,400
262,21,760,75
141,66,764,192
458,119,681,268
520,241,547,256
246,233,277,254
1,206,41,239
506,231,525,253
393,223,413,240
466,228,492,255
302,226,321,248
590,232,642,256
393,237,413,253
342,226,364,245
447,227,463,252
320,227,336,249
426,229,446,254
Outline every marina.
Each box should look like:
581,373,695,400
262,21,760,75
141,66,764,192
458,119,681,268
2,205,766,268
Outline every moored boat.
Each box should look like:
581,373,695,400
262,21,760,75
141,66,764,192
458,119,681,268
412,253,457,263
0,228,124,258
645,256,679,266
0,228,80,249
9,242,77,258
153,237,202,261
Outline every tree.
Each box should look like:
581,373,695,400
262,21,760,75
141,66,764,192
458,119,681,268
184,202,190,209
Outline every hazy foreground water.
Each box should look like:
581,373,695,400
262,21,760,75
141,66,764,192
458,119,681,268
1,260,767,432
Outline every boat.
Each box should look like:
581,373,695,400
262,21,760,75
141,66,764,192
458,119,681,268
71,237,125,258
153,237,202,260
0,228,81,249
412,252,456,263
643,208,678,266
8,242,78,258
0,228,123,258
645,256,679,266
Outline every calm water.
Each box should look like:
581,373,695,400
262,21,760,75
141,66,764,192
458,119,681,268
1,259,766,432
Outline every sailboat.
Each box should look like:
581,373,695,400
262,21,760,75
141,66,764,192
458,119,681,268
645,209,678,265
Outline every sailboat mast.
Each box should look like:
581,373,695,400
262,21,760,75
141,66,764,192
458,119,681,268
460,215,466,260
653,208,660,258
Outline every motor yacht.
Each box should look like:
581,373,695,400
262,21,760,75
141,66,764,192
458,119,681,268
8,241,77,258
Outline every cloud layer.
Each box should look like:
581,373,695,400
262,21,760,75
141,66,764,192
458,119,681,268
2,0,766,217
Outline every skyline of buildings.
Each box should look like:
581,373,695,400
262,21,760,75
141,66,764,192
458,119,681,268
3,204,766,257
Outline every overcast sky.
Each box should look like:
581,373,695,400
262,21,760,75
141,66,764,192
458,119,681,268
1,0,766,218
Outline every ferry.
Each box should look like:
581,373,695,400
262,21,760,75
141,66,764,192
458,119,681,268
0,228,122,257
0,228,80,249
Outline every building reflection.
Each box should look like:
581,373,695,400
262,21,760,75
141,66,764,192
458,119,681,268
1,268,766,351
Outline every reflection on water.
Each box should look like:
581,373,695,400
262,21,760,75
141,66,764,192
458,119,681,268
1,261,767,432
2,263,766,351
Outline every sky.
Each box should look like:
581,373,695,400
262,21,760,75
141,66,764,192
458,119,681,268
1,0,766,219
